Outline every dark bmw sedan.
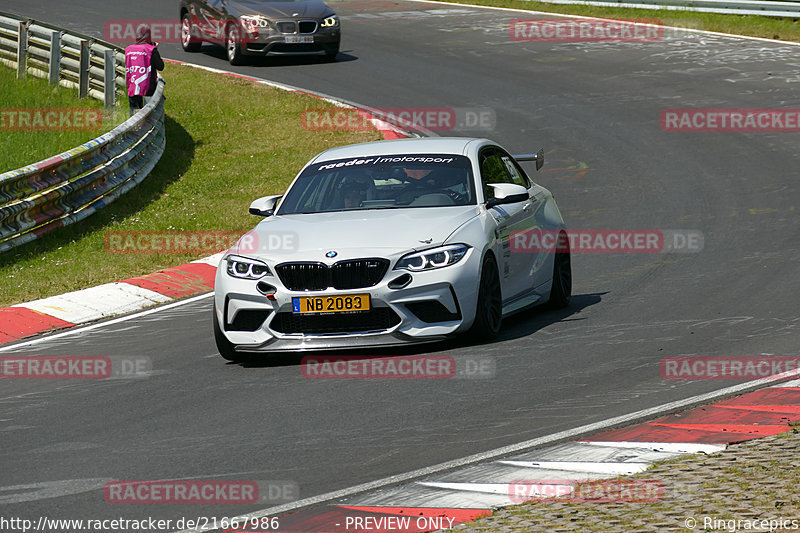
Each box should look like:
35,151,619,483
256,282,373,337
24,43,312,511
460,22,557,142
179,0,341,64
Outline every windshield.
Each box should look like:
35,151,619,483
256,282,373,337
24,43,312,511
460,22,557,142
277,154,476,215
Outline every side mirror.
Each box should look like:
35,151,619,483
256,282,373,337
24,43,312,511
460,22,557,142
249,195,282,217
512,148,545,171
486,183,528,208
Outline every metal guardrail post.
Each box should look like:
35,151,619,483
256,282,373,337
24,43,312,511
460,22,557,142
48,30,61,84
103,48,116,108
16,20,27,78
78,38,90,99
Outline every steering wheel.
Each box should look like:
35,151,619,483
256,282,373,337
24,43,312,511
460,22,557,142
395,180,436,204
442,189,466,204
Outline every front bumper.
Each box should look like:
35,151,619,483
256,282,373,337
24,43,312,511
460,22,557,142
240,27,340,56
214,250,481,354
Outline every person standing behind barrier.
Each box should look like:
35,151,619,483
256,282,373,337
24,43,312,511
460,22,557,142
125,27,164,116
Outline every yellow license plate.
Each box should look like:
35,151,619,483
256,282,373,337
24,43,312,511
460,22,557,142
292,294,371,314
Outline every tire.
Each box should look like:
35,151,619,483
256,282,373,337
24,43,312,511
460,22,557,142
469,254,502,341
322,45,339,62
181,13,202,52
226,24,246,66
213,307,248,363
547,231,572,309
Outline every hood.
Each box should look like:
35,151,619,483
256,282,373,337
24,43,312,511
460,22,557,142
228,0,333,19
230,206,480,262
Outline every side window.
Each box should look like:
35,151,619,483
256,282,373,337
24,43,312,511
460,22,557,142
498,151,531,189
479,147,514,199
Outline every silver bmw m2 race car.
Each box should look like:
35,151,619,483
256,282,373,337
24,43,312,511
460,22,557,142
213,137,570,361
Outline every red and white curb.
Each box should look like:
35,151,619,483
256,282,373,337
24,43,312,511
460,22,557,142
206,378,800,533
0,254,222,344
0,59,413,347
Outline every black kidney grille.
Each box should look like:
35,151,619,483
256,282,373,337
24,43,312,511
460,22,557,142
276,262,328,291
276,259,389,291
276,21,296,34
298,21,317,34
331,259,388,290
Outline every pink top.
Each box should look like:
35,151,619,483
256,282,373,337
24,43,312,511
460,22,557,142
125,43,156,97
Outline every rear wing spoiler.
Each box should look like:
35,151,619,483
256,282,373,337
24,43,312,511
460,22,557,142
512,148,544,171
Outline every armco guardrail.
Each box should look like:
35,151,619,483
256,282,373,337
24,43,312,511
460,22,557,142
0,11,125,106
0,12,166,253
0,78,166,253
531,0,800,18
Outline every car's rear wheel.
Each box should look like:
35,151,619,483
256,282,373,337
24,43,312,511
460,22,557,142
181,13,202,52
213,307,249,363
469,254,502,340
547,231,572,309
226,24,246,65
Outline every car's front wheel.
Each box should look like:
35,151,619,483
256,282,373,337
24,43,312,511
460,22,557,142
181,13,202,52
547,231,572,309
213,307,249,363
226,24,246,65
469,254,502,340
322,44,340,62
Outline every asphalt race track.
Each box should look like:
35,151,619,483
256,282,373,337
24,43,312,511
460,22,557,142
1,0,800,526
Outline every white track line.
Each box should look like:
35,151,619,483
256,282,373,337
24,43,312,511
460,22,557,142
498,460,650,475
407,0,800,46
584,441,727,454
175,367,800,532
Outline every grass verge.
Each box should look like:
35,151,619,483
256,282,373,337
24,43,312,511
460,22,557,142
0,67,126,172
0,62,381,307
428,0,800,42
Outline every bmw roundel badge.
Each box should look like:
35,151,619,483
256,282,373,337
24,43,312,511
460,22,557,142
325,250,338,258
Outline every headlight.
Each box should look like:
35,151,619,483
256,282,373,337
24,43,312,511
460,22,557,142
395,244,470,272
226,255,272,279
241,15,270,30
321,15,339,28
